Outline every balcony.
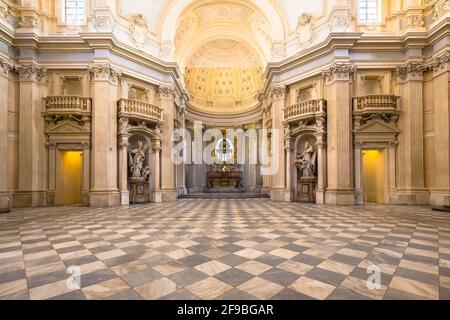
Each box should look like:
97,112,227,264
284,99,326,123
353,95,400,116
118,99,163,123
44,96,92,117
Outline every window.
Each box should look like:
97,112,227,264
358,0,380,24
65,0,86,25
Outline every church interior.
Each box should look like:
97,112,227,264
0,0,450,301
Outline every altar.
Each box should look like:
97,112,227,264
206,164,243,193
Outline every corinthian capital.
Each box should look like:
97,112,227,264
395,63,426,81
270,84,286,100
0,57,13,77
159,85,175,100
322,63,356,84
15,63,47,82
89,63,121,84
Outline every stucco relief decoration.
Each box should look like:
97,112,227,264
197,3,246,25
297,13,314,50
433,0,450,20
18,16,38,29
328,13,351,30
0,2,10,20
405,15,425,28
129,14,150,50
248,12,272,44
93,15,114,31
175,12,198,45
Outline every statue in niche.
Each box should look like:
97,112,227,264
295,142,316,178
129,140,150,180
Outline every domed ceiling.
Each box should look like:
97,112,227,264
184,39,263,113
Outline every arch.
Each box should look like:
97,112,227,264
157,0,287,44
176,26,267,69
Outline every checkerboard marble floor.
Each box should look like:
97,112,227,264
1,199,450,300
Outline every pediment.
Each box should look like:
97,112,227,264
354,120,399,134
46,121,90,134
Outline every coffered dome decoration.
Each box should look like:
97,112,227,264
184,40,263,113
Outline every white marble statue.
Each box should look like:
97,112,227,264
129,140,150,179
295,142,316,178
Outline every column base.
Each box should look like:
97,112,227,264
430,190,450,210
120,191,130,206
47,191,56,206
261,187,270,195
270,188,294,202
316,190,325,205
355,189,364,205
161,189,177,202
177,186,187,196
390,190,430,205
89,190,120,207
0,192,11,213
151,190,162,203
13,191,47,208
325,189,355,205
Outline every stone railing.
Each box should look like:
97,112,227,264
118,99,163,123
353,95,399,115
44,96,92,116
284,99,327,122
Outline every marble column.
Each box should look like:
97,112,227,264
82,143,90,206
151,140,162,203
159,85,177,201
394,63,429,204
118,135,129,205
323,63,356,205
89,63,120,206
0,58,12,212
270,84,288,201
176,94,187,196
430,57,450,208
284,125,295,201
15,63,48,207
315,133,327,205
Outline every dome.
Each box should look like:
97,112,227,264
184,40,263,113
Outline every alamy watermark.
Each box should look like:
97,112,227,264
171,121,280,175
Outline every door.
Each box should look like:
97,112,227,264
362,149,385,204
57,151,83,205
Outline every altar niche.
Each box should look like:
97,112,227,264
127,135,151,204
295,135,318,203
205,132,244,193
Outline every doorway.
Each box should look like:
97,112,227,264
57,151,83,205
362,149,385,204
